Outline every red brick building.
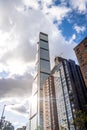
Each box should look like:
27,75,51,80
74,37,87,87
43,76,59,130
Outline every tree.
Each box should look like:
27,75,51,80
1,121,14,130
73,106,87,130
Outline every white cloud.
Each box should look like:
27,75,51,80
74,24,86,33
70,0,87,13
69,34,76,43
0,0,77,98
45,6,71,23
0,0,73,76
0,98,30,116
41,3,71,24
22,0,39,9
6,103,29,116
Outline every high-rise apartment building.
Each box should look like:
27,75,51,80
74,37,87,87
51,57,87,130
43,56,87,130
43,76,59,130
29,32,50,130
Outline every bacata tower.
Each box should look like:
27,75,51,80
29,32,50,130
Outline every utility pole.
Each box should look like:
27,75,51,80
0,104,6,130
0,104,14,130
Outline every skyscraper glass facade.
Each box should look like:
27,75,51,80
29,32,50,130
51,57,87,130
53,63,74,130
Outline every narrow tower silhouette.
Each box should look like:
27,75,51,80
29,32,50,130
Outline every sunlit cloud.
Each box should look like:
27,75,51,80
70,0,87,13
74,24,86,33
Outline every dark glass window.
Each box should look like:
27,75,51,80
84,42,87,48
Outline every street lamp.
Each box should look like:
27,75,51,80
0,104,14,130
0,104,6,130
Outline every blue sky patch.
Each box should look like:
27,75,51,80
0,71,9,78
59,19,74,40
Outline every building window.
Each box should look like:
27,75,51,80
76,48,80,54
84,42,87,47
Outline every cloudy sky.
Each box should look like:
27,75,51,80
0,0,87,129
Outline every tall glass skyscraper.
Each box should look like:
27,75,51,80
29,32,50,130
51,57,87,130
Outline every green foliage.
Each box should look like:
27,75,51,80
2,121,14,130
73,105,87,130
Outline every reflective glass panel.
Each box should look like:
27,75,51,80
40,34,48,41
40,59,50,73
40,49,49,60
